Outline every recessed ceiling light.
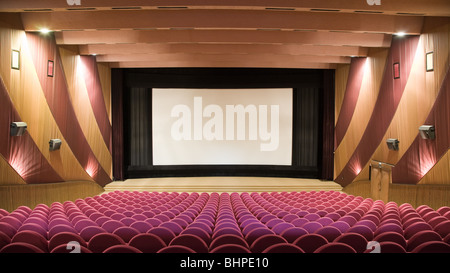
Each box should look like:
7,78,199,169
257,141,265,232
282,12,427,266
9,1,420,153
40,28,51,34
394,32,406,37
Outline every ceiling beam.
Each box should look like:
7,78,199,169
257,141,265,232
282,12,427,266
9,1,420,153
1,0,449,16
79,43,369,57
20,9,424,34
109,61,338,69
95,53,351,64
55,29,392,48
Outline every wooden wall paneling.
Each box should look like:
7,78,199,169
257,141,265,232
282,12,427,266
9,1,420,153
0,154,26,185
0,27,94,182
334,64,350,125
371,37,428,165
59,46,113,178
342,180,371,199
97,62,112,124
388,184,419,208
415,184,450,209
0,181,104,212
334,48,389,180
419,149,450,185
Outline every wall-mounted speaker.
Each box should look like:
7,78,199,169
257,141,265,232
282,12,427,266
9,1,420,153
419,125,435,140
49,139,62,151
386,138,399,151
10,122,27,136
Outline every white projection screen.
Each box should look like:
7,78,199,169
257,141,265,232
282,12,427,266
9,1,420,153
152,88,293,165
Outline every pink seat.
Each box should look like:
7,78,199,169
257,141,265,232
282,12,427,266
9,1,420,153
406,230,443,252
293,234,328,253
103,245,143,253
250,234,287,253
147,227,176,245
315,226,342,242
180,227,211,245
170,234,209,253
334,232,368,253
48,232,87,252
113,226,140,243
157,245,196,253
314,242,356,253
262,243,305,253
128,233,166,253
210,244,251,253
280,227,309,243
0,242,45,253
411,241,450,253
209,234,249,252
245,227,274,246
434,220,450,238
50,243,92,253
373,231,407,250
403,222,432,239
11,230,49,252
79,226,107,242
87,233,126,253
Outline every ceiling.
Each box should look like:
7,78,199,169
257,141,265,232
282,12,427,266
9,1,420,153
1,0,449,69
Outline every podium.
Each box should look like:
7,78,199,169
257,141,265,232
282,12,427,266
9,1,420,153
370,160,394,203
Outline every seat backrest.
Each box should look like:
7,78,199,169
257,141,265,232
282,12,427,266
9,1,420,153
262,243,304,253
210,244,251,253
87,233,126,253
411,241,450,253
48,231,87,252
0,242,45,253
128,233,166,253
112,226,140,243
209,234,249,252
315,226,342,242
103,245,143,253
293,234,328,253
157,245,196,253
406,230,442,252
334,232,368,253
147,227,176,245
250,234,287,253
11,230,49,252
314,242,356,253
169,234,209,253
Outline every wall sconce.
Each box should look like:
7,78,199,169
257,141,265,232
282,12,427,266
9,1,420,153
393,62,400,79
419,125,435,140
10,122,27,136
47,60,54,77
49,139,62,151
386,138,399,151
426,52,434,72
11,50,20,70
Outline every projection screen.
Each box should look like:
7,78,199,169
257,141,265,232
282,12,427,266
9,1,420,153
152,88,293,165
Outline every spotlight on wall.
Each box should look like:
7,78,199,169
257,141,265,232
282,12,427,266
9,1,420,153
49,139,62,151
386,138,399,151
10,122,27,136
419,125,435,140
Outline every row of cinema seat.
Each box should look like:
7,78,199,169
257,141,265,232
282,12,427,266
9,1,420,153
0,190,449,253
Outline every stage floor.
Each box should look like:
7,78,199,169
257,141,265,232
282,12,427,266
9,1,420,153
103,177,343,194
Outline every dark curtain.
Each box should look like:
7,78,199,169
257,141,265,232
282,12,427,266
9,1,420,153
128,88,152,167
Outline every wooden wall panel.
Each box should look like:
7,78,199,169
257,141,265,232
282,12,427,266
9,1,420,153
334,64,350,125
0,154,26,185
0,181,104,212
0,26,93,182
334,48,388,179
97,62,112,124
419,149,450,185
59,46,112,178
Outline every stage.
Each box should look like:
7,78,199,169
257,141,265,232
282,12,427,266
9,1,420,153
103,177,343,194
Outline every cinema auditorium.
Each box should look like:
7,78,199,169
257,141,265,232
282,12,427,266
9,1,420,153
0,0,449,259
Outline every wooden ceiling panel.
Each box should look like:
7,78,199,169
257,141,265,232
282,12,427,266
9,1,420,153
20,10,424,34
2,0,446,69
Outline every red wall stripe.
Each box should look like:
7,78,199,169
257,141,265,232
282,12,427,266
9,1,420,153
25,32,111,186
392,66,450,184
334,57,366,149
80,56,112,153
0,76,63,184
335,35,420,187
